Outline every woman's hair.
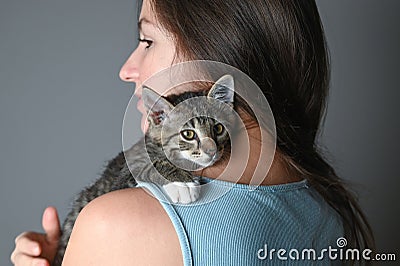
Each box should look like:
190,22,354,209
143,0,374,250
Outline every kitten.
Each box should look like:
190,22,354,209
52,75,235,265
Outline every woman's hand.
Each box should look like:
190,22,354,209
11,206,61,266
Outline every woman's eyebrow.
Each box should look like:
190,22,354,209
138,18,153,32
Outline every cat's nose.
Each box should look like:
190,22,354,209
201,138,217,156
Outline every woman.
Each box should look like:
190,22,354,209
11,0,374,265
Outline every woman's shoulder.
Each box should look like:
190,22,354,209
62,188,183,265
78,187,165,226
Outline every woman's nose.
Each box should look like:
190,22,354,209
119,50,140,82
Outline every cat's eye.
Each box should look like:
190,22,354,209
181,130,196,140
214,123,224,135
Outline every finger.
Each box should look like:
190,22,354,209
14,231,40,244
14,231,30,244
42,206,61,244
10,251,49,266
13,233,42,256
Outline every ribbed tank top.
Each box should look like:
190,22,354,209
138,177,344,265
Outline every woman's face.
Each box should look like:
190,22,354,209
119,0,177,132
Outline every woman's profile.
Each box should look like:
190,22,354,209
11,0,374,265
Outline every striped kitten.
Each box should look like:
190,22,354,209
53,75,235,265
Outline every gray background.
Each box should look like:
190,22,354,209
1,0,399,264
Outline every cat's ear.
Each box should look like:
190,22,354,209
207,75,235,105
142,86,174,125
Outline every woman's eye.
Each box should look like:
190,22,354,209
138,38,153,49
214,123,224,135
181,130,196,140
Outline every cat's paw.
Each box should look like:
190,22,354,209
162,181,200,204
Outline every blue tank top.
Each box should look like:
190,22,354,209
138,178,344,265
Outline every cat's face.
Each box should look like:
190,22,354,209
178,116,229,167
142,74,235,170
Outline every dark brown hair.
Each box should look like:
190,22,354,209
142,0,374,251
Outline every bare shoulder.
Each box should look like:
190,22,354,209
62,188,183,265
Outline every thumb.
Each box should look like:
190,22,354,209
42,206,61,244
